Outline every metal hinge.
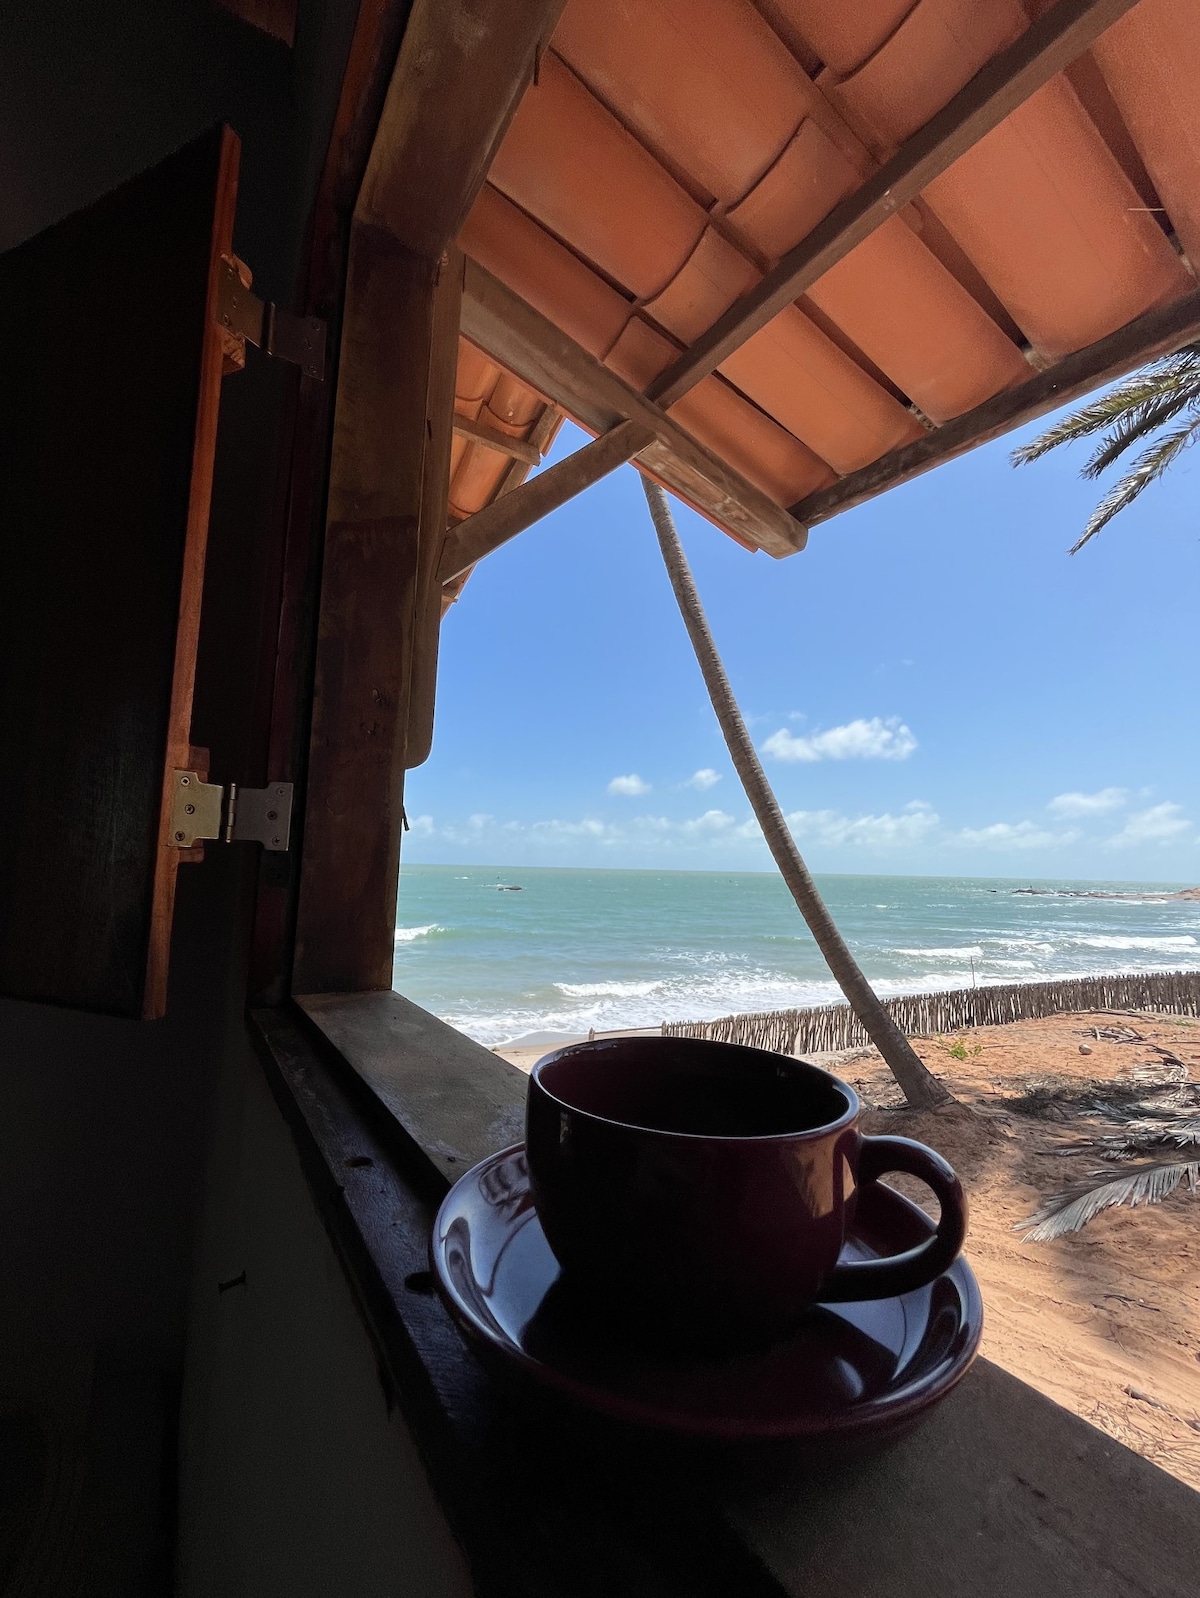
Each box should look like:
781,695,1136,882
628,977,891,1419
169,771,293,851
216,255,326,381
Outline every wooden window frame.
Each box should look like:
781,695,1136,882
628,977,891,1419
284,0,569,999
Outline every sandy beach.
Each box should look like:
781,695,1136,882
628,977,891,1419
498,1009,1200,1489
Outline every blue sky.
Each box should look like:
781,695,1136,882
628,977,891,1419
403,405,1199,882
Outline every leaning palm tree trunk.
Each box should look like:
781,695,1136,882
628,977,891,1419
643,480,950,1111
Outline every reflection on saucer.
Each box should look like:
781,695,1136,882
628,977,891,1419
432,1145,982,1442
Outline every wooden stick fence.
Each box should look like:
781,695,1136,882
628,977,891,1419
662,970,1200,1055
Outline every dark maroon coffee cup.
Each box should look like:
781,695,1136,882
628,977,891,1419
526,1037,966,1346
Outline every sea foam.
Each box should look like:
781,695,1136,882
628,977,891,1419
391,865,1200,1046
1074,934,1197,951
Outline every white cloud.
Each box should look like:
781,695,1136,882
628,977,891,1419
784,800,939,850
431,812,504,844
530,817,611,839
680,808,735,835
762,716,917,763
607,773,651,796
409,795,1197,864
1047,787,1127,817
953,820,1078,851
1105,802,1192,848
686,768,722,791
417,802,940,855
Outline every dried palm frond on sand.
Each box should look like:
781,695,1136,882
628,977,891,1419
1019,1072,1200,1239
1022,1162,1200,1242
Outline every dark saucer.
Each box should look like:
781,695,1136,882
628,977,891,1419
431,1145,983,1441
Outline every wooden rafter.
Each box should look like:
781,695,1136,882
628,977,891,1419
442,402,562,603
356,0,568,255
647,0,1142,410
452,412,542,465
460,259,807,559
496,404,561,499
439,421,654,584
791,287,1200,526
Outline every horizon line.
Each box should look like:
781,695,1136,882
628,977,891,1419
400,861,1197,887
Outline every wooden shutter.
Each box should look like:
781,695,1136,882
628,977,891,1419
0,126,239,1018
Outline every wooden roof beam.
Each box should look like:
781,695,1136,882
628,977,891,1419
439,406,561,610
647,0,1142,410
495,404,561,499
460,259,808,559
438,420,654,584
791,286,1200,526
452,412,542,465
356,0,568,256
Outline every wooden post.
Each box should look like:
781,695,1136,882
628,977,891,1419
404,245,463,771
290,0,571,992
294,227,455,993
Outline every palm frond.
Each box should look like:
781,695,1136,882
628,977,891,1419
1077,1119,1200,1160
1021,1161,1200,1242
1069,415,1200,553
1011,346,1200,466
1011,391,1153,464
1081,387,1200,479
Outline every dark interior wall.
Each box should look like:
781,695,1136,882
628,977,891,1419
177,1040,472,1597
0,4,474,1587
0,0,358,1369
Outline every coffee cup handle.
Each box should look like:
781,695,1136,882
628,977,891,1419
819,1134,967,1303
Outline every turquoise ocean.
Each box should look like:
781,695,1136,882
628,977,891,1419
392,866,1200,1047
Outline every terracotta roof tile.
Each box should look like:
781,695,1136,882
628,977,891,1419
489,49,706,300
769,0,920,77
720,303,924,472
804,216,1031,422
824,0,1028,153
668,381,836,503
555,0,808,206
445,0,1200,555
924,76,1191,358
643,228,761,345
459,184,632,358
449,340,551,521
1093,0,1200,271
725,118,861,261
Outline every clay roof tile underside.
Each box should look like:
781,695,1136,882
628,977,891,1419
446,0,1200,560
